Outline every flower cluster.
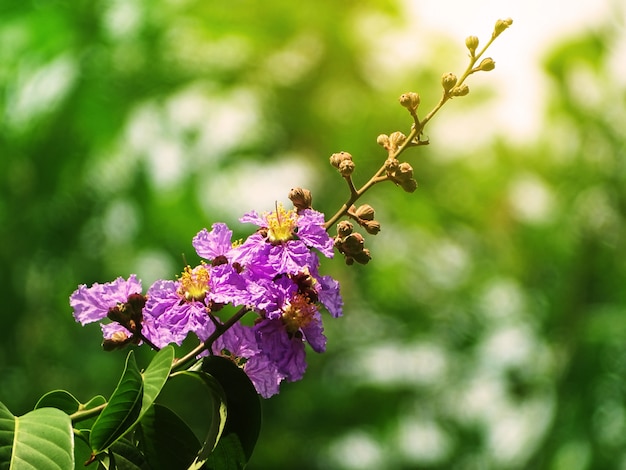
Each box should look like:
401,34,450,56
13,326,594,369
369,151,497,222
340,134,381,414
70,196,342,398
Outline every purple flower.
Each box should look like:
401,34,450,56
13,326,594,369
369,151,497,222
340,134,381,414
235,205,334,277
70,275,170,348
212,323,284,398
70,275,142,325
143,263,253,345
251,276,327,382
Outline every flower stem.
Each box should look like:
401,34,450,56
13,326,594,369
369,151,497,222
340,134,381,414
324,29,502,232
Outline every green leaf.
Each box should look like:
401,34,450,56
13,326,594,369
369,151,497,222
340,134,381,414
0,401,74,470
136,403,201,470
108,438,148,469
139,345,175,419
90,351,144,454
34,390,80,414
155,370,227,466
35,391,107,434
202,433,246,470
201,356,262,467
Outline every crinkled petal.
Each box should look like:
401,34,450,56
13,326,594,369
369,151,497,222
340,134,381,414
70,275,142,325
101,275,143,304
317,274,343,318
193,223,234,261
239,210,265,227
144,279,210,345
301,310,327,353
230,233,269,268
255,318,307,382
296,209,335,258
267,241,312,276
244,355,284,398
209,264,254,306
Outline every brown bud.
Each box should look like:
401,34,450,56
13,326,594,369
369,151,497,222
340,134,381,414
107,305,129,326
353,248,371,265
441,72,458,92
396,162,414,180
355,204,375,221
337,220,354,237
363,220,381,235
399,92,421,112
339,159,355,176
376,134,390,147
342,232,365,255
388,131,406,150
400,178,418,193
289,187,313,211
329,151,353,169
384,157,399,172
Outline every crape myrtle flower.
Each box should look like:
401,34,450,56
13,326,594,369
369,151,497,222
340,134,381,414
70,275,167,348
70,275,143,326
252,275,328,383
212,322,283,399
234,204,335,278
143,262,252,345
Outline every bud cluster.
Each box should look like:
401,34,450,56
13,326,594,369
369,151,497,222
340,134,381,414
329,151,355,177
377,131,408,156
351,204,381,235
384,157,418,193
334,221,371,265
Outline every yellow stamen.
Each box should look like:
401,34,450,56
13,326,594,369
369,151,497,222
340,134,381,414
266,203,298,243
282,293,315,334
177,265,210,302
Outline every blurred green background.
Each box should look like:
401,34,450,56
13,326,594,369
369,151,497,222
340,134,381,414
1,0,626,468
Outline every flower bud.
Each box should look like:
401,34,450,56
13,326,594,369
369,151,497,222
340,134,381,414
396,162,414,180
329,151,352,169
376,134,390,147
342,232,365,255
400,178,418,193
477,57,495,72
493,18,513,38
384,157,399,172
388,131,406,149
399,92,421,112
465,35,479,54
363,220,381,235
450,84,470,97
441,72,458,92
355,204,375,221
353,248,371,265
288,187,313,211
339,159,355,177
337,220,354,237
